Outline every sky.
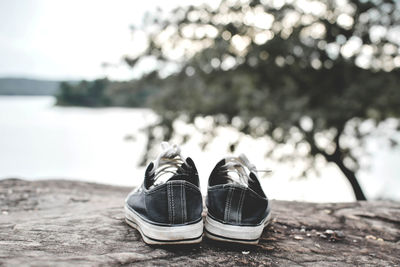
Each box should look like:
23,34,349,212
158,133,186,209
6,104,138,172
0,0,204,81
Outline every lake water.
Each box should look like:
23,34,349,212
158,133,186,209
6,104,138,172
0,96,399,202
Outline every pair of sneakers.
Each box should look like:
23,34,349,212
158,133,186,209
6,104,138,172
124,142,271,245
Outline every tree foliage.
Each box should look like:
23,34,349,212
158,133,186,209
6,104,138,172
126,0,400,200
57,79,110,107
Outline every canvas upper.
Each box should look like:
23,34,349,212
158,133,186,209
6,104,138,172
206,155,270,226
125,143,203,226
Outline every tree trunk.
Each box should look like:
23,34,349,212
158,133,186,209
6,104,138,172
302,126,368,201
329,154,367,201
1,179,399,266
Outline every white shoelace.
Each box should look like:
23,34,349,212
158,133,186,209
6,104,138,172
222,154,271,187
149,142,187,184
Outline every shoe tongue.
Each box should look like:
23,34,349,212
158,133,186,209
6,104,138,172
223,158,251,187
145,155,185,189
209,159,229,186
176,162,189,175
158,142,184,161
248,172,266,197
144,162,155,189
166,157,199,186
167,163,188,181
238,154,257,173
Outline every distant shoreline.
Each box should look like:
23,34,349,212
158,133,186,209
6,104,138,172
0,77,62,96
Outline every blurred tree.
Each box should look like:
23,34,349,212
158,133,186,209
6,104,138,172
126,0,400,200
57,79,110,106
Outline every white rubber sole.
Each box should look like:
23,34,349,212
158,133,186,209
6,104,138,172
204,213,271,244
124,205,203,245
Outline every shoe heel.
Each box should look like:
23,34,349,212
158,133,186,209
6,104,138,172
125,205,203,245
204,214,271,244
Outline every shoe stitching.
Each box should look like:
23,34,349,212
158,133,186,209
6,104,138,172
167,183,172,224
126,203,202,226
171,183,175,224
208,184,266,201
181,182,187,223
223,188,229,222
146,181,200,195
224,187,234,222
237,188,246,224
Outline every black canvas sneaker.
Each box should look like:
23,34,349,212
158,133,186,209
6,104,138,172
205,154,271,244
124,142,203,245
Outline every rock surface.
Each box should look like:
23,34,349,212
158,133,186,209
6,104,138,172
0,179,399,266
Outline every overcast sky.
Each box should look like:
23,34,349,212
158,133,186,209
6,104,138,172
0,0,203,81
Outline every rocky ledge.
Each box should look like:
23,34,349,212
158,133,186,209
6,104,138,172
0,179,399,266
